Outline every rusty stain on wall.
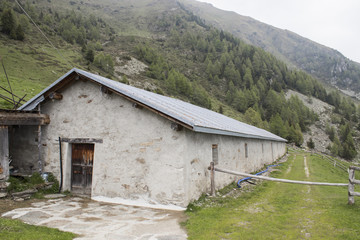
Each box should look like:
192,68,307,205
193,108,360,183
136,158,145,164
190,158,199,165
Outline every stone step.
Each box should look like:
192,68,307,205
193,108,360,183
0,181,10,192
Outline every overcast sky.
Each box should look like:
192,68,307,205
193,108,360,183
197,0,360,63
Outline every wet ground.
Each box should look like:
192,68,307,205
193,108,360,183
2,197,188,240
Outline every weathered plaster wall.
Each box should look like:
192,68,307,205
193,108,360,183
183,131,286,203
9,125,39,174
40,80,188,206
12,79,286,207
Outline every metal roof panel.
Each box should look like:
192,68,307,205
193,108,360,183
19,68,287,142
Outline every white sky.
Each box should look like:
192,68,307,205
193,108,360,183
197,0,360,63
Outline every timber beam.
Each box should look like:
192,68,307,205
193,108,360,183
0,109,50,126
49,92,63,100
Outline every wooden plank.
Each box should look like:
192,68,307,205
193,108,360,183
212,166,348,186
210,162,215,197
0,126,9,180
350,179,360,185
37,124,42,173
349,191,360,197
350,166,360,171
71,143,94,195
61,138,103,143
0,111,50,125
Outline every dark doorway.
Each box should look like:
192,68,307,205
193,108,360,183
71,143,94,195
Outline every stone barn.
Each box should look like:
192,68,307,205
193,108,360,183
11,68,286,208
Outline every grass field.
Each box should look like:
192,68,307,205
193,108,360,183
185,150,360,239
0,32,84,109
0,218,76,240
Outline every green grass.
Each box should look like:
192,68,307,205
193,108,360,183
0,218,76,240
0,31,84,109
185,152,360,239
7,172,60,197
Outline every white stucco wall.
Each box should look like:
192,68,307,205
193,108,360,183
183,131,286,203
40,80,188,206
13,78,286,207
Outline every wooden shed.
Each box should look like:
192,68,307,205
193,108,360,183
0,109,49,180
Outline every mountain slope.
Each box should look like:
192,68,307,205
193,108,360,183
179,0,360,99
0,0,358,160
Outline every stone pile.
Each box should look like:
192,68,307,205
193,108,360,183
0,180,9,198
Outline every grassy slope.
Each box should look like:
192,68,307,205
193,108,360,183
0,26,84,108
0,218,76,240
185,151,360,239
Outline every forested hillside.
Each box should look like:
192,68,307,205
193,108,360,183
0,0,358,160
179,0,360,100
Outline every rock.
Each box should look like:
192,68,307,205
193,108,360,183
18,211,52,225
44,194,66,199
11,189,37,200
0,181,10,189
13,197,24,202
12,189,37,197
0,192,7,198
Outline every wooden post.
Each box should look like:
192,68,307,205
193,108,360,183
348,168,355,205
0,126,9,180
210,161,215,197
37,105,43,173
37,124,42,173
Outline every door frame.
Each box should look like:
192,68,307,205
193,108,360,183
60,138,102,194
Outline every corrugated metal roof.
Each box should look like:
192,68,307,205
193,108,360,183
19,68,286,142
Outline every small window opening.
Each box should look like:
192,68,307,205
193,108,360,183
245,143,248,158
212,144,218,165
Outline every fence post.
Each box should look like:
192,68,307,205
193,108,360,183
348,168,355,205
210,161,215,197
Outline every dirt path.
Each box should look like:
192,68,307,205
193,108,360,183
298,154,313,239
304,156,310,178
285,154,295,174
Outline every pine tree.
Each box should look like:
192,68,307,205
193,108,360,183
244,108,263,128
307,138,315,149
339,123,357,160
85,49,94,62
243,67,253,89
269,114,288,139
14,24,25,40
1,9,16,35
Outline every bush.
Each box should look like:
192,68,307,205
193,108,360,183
307,138,315,149
94,53,114,73
7,172,59,195
45,172,59,194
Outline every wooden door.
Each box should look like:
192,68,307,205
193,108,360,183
71,143,94,195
